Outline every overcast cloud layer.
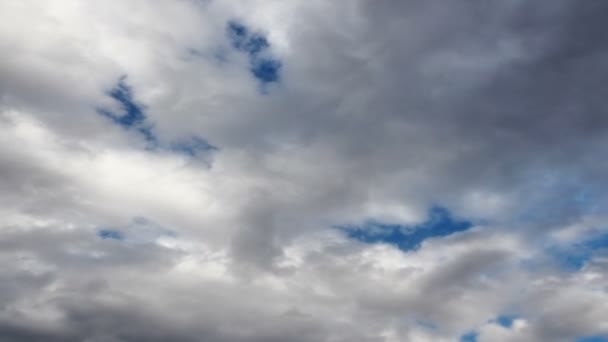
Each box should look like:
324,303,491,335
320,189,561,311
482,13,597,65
1,1,608,341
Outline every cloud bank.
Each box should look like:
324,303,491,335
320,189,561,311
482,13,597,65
0,1,607,341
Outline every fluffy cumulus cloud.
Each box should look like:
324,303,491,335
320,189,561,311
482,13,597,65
1,1,608,341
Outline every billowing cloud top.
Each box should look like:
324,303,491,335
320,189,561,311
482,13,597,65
1,1,607,341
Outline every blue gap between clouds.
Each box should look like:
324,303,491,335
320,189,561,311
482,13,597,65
460,331,478,342
415,320,438,331
98,76,217,157
337,206,473,251
518,173,599,225
97,229,125,241
494,314,519,328
170,135,218,157
97,76,158,145
227,21,281,85
549,232,608,271
96,217,176,243
576,336,608,342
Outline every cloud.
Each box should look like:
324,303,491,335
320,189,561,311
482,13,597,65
0,0,607,341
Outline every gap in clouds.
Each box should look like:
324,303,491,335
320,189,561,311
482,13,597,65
460,331,478,342
97,229,125,241
97,75,158,146
97,217,176,245
170,135,218,157
493,314,519,329
548,232,608,271
336,206,473,251
98,76,218,159
227,21,282,86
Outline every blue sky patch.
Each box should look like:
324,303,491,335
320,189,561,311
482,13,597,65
103,77,145,127
227,21,249,49
98,77,217,157
251,58,281,84
227,20,281,85
494,314,519,328
228,21,269,56
460,331,478,342
518,173,601,226
549,232,608,271
228,21,269,55
170,135,218,157
549,246,591,272
97,229,125,241
414,320,438,331
98,76,158,145
96,217,175,244
337,206,473,251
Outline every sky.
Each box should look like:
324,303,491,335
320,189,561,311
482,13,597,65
0,1,607,341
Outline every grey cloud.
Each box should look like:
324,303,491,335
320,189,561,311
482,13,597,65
1,1,608,341
217,0,608,270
